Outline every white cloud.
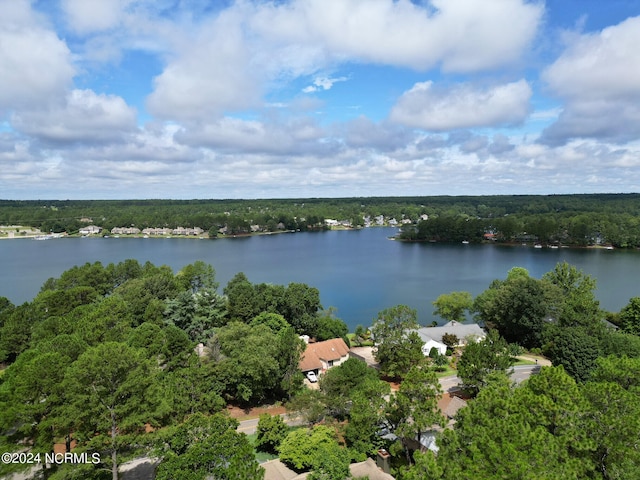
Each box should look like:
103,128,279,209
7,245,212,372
389,80,532,130
146,0,542,121
252,0,543,72
11,90,138,144
174,116,338,156
146,7,261,121
302,75,349,93
61,0,134,34
0,0,75,111
542,16,640,144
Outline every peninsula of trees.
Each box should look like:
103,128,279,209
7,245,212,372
1,193,640,247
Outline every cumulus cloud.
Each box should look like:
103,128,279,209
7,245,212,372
541,16,640,144
145,0,542,121
11,90,138,144
61,0,134,34
0,0,75,111
389,80,532,130
251,0,543,72
146,7,261,121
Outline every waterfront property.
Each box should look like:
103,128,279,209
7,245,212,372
299,338,350,378
416,321,486,355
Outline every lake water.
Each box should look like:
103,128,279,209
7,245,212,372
1,228,639,330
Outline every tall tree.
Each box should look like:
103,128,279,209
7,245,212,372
619,297,640,335
474,270,560,349
457,329,514,395
435,367,595,479
544,326,602,382
175,261,219,293
432,291,473,323
62,342,164,480
542,262,602,329
155,413,263,480
387,364,445,464
344,377,391,458
582,380,640,479
210,322,281,404
255,413,289,454
371,305,423,379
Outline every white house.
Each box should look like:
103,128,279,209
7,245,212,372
415,321,485,356
79,225,101,235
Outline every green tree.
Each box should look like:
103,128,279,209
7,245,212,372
440,333,459,350
250,312,290,334
436,367,595,479
474,270,561,349
320,358,379,418
582,380,640,478
344,377,391,457
371,305,423,379
387,364,445,464
0,349,71,468
175,261,219,293
315,308,349,343
281,283,322,336
279,425,347,475
544,326,602,382
286,389,327,426
155,413,262,480
432,291,473,323
276,326,306,399
0,303,36,362
62,342,164,480
164,289,227,342
160,361,226,421
619,297,640,335
255,413,289,454
210,322,281,404
590,355,640,391
457,330,514,395
224,273,262,322
542,262,602,329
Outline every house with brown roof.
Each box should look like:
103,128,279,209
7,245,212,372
299,338,350,376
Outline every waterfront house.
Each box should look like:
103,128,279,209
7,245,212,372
299,338,350,377
415,321,485,355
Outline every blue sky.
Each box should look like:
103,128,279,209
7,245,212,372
1,0,640,199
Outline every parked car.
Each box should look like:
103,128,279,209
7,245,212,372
306,371,318,383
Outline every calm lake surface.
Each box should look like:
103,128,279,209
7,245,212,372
1,227,639,330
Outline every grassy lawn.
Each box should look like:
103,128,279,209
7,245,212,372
435,365,458,377
246,433,279,463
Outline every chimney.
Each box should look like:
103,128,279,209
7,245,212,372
377,448,391,474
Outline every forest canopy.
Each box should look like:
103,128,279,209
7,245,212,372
1,194,640,246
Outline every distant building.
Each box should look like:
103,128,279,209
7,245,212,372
79,225,101,235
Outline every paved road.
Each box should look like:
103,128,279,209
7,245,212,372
237,365,542,434
439,364,541,393
237,413,304,435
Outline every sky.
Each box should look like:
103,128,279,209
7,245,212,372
1,0,640,200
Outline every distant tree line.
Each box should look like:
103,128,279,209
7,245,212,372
2,194,640,245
